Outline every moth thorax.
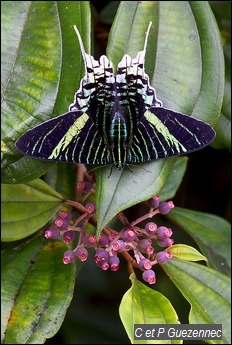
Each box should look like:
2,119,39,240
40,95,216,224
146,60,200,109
108,110,129,168
109,111,128,144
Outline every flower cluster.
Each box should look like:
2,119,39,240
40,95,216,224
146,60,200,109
44,181,174,285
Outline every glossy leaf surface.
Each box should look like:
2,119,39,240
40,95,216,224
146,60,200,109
1,1,91,183
1,179,63,241
119,273,181,344
1,237,76,344
167,207,231,275
162,259,231,344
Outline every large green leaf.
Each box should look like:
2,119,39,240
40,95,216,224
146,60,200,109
1,1,91,183
43,162,77,201
162,259,231,344
119,273,181,344
211,59,231,151
107,1,224,122
167,207,231,276
1,237,76,344
210,1,231,151
1,179,63,242
96,158,175,235
155,156,188,201
95,156,187,235
95,1,224,233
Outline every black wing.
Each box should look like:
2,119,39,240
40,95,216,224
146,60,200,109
127,106,216,163
15,110,111,165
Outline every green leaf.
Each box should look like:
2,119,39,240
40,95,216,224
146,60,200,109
212,111,231,151
43,162,77,201
96,158,176,235
1,158,55,184
210,1,231,151
1,1,91,183
211,60,231,151
162,259,231,344
119,273,181,344
107,1,224,123
95,156,187,235
1,237,76,344
1,179,63,242
1,1,61,171
167,207,231,276
169,244,207,262
159,157,188,201
95,1,224,233
188,2,224,124
99,1,120,25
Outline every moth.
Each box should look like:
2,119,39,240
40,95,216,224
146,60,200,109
15,22,215,170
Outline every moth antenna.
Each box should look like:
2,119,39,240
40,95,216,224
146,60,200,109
73,25,88,70
143,21,152,51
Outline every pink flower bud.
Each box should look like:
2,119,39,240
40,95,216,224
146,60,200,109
158,201,174,214
96,260,109,270
85,201,96,214
138,239,154,255
75,247,88,262
108,255,120,271
77,181,93,193
63,250,75,264
94,248,109,263
123,229,137,241
157,238,174,248
44,226,60,239
97,233,110,246
55,217,69,230
59,210,72,221
148,195,160,209
145,222,157,234
156,226,173,240
142,270,156,285
156,251,173,264
83,234,97,247
110,240,125,252
108,233,116,241
139,258,153,271
63,230,75,244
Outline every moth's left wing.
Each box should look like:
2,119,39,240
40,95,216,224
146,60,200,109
127,106,216,163
15,111,111,165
